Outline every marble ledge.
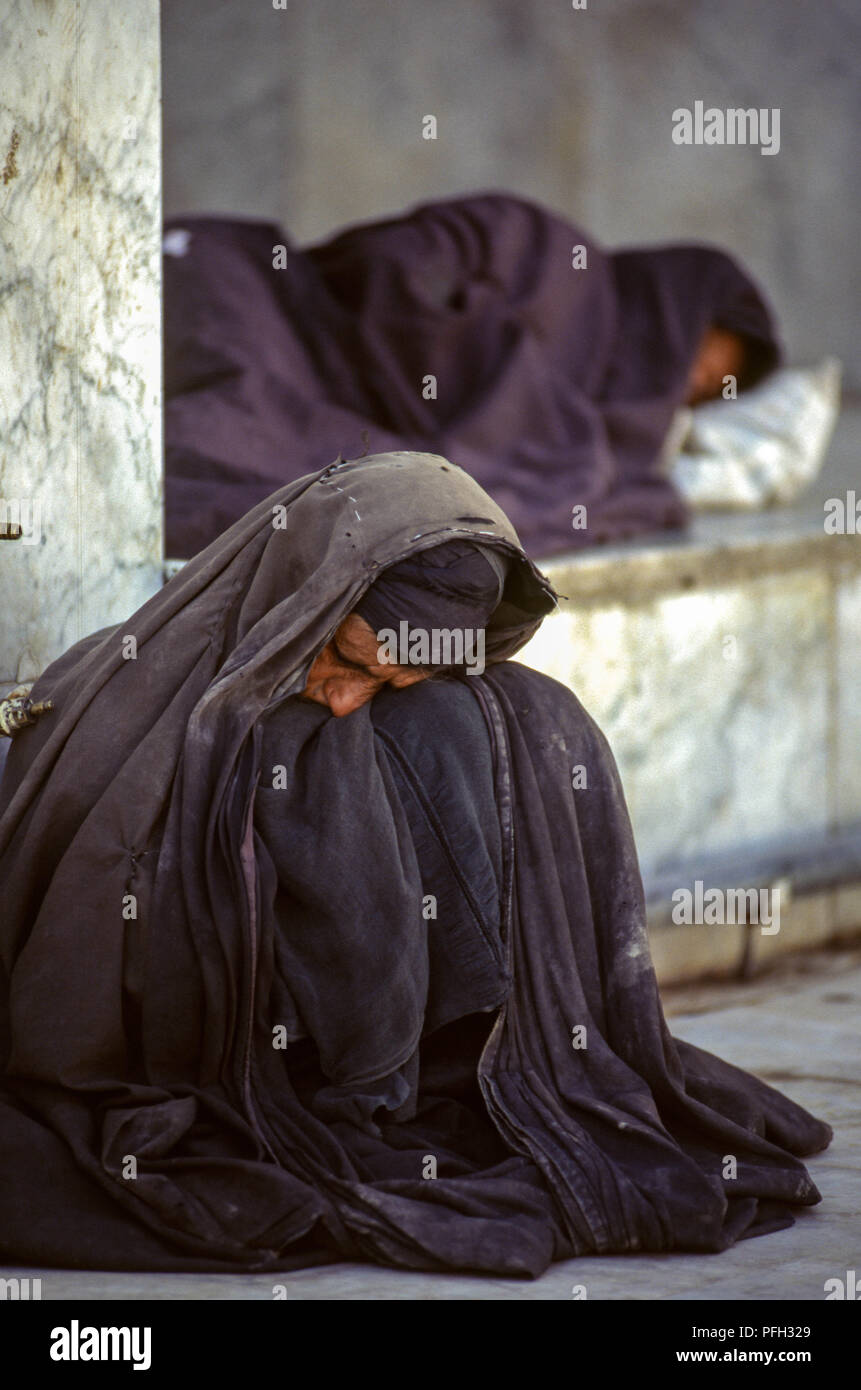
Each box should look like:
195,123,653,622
538,521,860,609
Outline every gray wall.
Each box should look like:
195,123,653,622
162,0,860,390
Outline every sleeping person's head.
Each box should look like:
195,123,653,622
683,325,749,405
609,242,781,412
302,539,506,717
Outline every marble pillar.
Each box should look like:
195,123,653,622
0,0,163,689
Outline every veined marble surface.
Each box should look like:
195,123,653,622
518,414,861,890
518,568,836,883
0,0,162,685
836,571,861,830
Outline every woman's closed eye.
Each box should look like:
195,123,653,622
331,637,370,673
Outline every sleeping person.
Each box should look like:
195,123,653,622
163,192,780,559
0,451,829,1277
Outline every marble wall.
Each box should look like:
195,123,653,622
162,0,861,390
515,431,861,914
0,0,163,688
836,570,861,829
519,569,832,884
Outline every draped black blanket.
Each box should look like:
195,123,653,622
164,193,780,560
0,453,827,1276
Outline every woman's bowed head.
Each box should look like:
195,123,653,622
303,538,501,715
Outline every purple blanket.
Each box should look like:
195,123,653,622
164,194,779,559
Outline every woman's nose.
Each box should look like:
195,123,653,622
325,676,373,718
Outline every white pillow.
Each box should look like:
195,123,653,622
663,357,841,511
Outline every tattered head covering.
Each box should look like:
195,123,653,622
354,538,507,639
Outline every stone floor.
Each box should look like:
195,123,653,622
4,947,859,1301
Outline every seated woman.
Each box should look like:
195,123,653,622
0,451,829,1277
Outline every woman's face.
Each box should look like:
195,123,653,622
302,613,429,717
685,326,747,406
